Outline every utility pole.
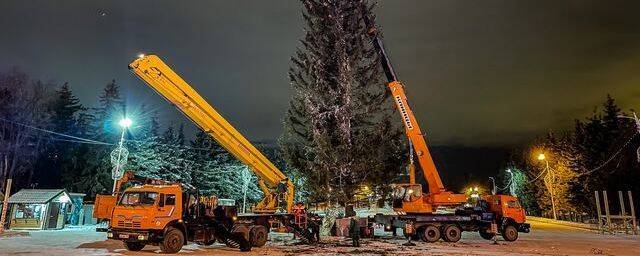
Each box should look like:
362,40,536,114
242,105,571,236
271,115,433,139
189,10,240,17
111,118,132,194
545,160,558,220
0,179,12,234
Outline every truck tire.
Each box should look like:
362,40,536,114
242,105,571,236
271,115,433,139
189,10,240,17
441,224,462,243
159,227,185,254
502,225,518,242
479,229,495,240
249,225,268,247
421,225,441,243
124,241,145,251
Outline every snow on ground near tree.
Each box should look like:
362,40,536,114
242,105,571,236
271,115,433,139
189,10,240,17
1,220,639,255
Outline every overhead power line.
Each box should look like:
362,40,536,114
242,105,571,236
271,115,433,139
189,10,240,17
0,117,112,145
578,133,638,177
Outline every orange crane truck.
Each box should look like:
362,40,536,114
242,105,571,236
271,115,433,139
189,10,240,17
94,55,320,253
126,54,318,247
364,15,530,242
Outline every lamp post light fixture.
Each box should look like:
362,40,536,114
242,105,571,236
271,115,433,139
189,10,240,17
119,118,132,128
537,153,546,161
537,152,557,220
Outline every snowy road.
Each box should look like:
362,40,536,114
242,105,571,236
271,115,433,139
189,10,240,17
0,219,638,255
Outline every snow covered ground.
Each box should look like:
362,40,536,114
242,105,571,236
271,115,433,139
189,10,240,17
1,220,638,255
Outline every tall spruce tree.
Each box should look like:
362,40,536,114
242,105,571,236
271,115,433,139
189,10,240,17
281,0,407,203
48,83,87,188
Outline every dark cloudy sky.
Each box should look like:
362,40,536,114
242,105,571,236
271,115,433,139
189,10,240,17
1,0,639,146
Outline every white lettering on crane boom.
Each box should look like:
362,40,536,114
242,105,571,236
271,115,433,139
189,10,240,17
395,95,413,130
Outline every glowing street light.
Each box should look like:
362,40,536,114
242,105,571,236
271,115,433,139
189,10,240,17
119,118,132,128
537,153,546,161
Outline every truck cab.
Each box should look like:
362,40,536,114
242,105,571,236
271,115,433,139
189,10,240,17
110,185,183,234
482,195,531,241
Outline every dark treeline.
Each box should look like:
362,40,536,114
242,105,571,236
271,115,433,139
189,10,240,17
0,68,281,206
504,95,639,219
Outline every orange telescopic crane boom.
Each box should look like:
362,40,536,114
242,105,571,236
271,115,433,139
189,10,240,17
129,55,294,214
364,17,467,214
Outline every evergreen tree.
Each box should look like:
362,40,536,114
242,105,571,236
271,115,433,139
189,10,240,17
281,0,407,203
47,83,87,189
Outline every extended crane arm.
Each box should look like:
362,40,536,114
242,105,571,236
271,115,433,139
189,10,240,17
129,55,294,213
364,18,446,194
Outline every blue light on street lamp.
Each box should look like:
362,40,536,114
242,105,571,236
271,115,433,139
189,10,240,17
119,118,133,128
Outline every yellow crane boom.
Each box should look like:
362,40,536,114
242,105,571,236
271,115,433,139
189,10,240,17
129,55,294,214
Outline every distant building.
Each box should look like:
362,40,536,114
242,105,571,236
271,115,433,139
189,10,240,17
6,189,84,230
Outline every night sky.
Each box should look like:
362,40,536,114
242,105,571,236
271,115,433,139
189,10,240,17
2,0,639,147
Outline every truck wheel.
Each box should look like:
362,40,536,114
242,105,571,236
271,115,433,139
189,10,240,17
124,241,145,251
502,225,518,242
159,227,184,254
250,225,268,247
442,225,462,243
421,225,441,243
479,229,495,240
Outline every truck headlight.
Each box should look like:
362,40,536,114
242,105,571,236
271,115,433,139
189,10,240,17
138,235,147,240
107,232,113,238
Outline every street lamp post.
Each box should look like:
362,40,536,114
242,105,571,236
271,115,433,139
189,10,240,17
506,169,515,196
538,153,557,220
112,118,132,194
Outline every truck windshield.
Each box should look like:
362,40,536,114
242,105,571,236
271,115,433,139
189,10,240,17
119,192,158,206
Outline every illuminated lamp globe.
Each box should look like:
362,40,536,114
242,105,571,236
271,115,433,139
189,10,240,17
119,118,133,128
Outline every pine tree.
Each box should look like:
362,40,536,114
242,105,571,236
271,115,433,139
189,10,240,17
281,0,407,203
47,83,88,189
